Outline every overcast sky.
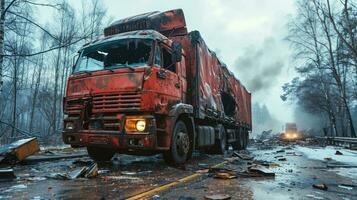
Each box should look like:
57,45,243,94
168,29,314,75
68,0,298,131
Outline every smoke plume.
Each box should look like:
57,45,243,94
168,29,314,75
233,37,285,93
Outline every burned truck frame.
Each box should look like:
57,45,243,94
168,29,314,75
62,9,252,165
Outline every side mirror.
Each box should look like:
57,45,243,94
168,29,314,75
172,41,182,62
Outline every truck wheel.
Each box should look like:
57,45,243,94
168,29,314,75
163,120,190,165
87,147,115,162
212,126,227,154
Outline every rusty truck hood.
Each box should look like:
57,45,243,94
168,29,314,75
66,68,145,97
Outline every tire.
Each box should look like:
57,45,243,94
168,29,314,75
87,147,115,162
212,125,227,154
163,120,191,165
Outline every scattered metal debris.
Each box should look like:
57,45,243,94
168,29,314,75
0,137,40,164
47,162,98,180
68,167,87,179
84,163,98,178
213,169,237,179
233,152,254,160
312,183,328,190
0,169,16,179
246,166,275,177
278,158,287,161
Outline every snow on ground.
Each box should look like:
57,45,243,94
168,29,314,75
40,144,71,151
296,146,357,180
295,146,357,165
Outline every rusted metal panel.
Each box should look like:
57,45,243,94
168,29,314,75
0,137,40,162
104,9,187,37
173,31,252,129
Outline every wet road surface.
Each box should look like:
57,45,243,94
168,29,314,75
0,145,356,200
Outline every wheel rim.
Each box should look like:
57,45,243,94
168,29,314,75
176,131,189,156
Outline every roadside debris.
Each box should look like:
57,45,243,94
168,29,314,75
312,183,328,190
213,170,237,179
47,162,98,180
245,166,275,177
0,169,16,179
335,150,343,155
278,158,287,161
205,194,231,200
68,167,87,179
233,152,254,160
84,163,98,178
0,137,40,164
249,160,280,168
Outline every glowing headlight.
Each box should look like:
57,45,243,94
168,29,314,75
136,120,146,132
125,118,147,132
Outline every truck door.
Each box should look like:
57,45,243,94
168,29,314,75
155,44,182,102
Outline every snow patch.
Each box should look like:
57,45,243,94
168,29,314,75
295,146,357,165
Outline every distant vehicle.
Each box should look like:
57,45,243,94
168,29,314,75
280,123,301,141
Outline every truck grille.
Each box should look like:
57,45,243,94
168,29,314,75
92,92,141,113
65,99,84,115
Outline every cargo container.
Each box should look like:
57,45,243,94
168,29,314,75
62,9,252,165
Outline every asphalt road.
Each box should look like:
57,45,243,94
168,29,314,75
0,144,356,200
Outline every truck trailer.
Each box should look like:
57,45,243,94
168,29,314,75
62,9,252,165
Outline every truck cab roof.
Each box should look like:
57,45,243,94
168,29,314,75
82,30,169,50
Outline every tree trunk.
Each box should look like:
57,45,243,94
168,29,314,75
0,0,4,93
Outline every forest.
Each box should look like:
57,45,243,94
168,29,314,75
0,0,110,144
282,0,357,137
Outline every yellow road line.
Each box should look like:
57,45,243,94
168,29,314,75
126,160,230,200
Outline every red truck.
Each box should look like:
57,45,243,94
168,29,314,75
62,9,252,165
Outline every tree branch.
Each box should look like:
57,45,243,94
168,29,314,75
1,37,84,57
7,10,57,40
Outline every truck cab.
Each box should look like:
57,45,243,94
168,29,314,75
63,30,191,163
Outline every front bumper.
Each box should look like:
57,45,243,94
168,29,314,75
62,130,158,150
